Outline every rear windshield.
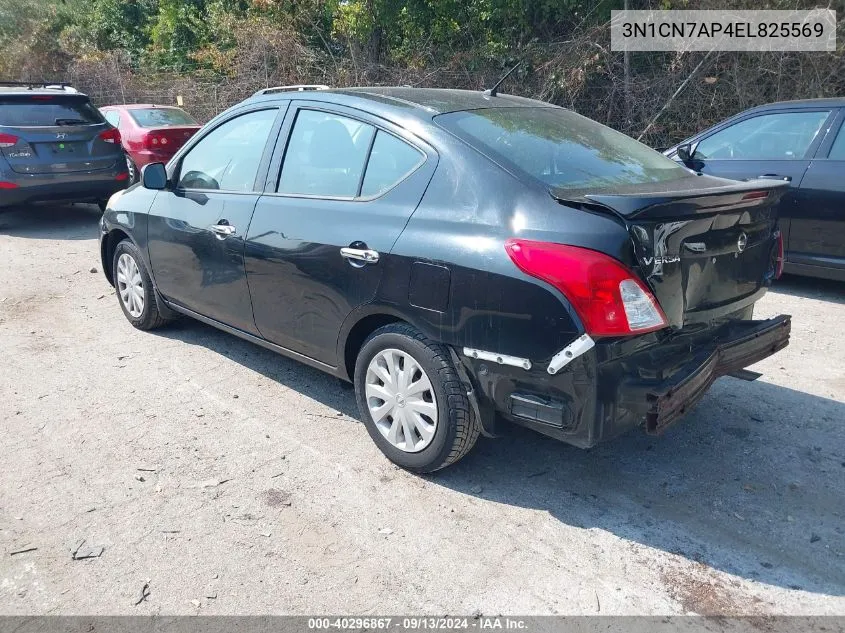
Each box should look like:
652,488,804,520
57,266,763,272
437,107,692,191
0,96,104,127
129,108,197,128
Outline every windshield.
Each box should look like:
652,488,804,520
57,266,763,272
129,108,197,128
0,96,104,127
437,107,692,191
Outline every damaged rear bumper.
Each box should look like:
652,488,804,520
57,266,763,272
617,315,791,434
461,315,791,448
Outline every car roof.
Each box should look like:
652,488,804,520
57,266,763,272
743,97,845,113
246,86,555,122
101,104,186,110
0,87,89,98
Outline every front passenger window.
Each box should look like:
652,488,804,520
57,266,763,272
694,111,829,160
178,109,277,191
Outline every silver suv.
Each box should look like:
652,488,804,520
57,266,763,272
0,81,127,210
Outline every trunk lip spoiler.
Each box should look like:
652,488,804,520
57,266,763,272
550,178,789,218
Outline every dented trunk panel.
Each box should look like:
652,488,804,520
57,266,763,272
554,177,788,328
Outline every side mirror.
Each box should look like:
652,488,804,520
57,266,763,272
141,162,168,190
676,143,693,164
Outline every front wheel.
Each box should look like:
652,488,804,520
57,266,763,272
112,239,170,330
354,323,480,473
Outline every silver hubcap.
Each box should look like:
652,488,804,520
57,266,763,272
116,253,144,318
365,348,438,453
127,158,136,182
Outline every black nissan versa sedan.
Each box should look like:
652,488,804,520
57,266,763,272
98,86,791,472
0,82,128,209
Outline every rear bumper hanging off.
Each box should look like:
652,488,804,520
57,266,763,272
618,315,791,434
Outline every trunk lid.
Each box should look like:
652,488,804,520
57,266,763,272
552,175,788,328
140,125,200,152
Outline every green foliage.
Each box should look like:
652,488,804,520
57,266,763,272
0,0,614,76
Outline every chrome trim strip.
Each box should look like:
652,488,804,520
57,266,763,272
547,334,595,375
463,348,531,370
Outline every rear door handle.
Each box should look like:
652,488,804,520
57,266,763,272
757,174,792,182
340,247,380,264
210,223,236,236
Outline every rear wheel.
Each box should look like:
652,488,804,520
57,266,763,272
354,323,480,473
112,239,170,330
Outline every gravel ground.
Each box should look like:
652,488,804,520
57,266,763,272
0,203,843,616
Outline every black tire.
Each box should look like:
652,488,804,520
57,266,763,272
354,323,480,473
112,239,170,330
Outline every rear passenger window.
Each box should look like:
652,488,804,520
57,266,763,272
360,131,424,197
103,111,120,128
279,110,375,197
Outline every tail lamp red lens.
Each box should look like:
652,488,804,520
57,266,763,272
144,134,169,149
0,133,19,148
0,181,19,189
504,239,668,337
99,128,121,144
742,190,769,201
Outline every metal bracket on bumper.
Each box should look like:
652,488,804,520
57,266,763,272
621,315,791,434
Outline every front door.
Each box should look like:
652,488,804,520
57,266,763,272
147,107,281,334
791,109,845,274
244,103,435,366
685,108,835,253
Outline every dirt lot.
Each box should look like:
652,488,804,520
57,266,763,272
0,203,843,615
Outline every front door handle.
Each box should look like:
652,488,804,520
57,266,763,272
757,174,792,182
210,223,236,236
340,247,380,264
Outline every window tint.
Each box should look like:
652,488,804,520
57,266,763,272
103,111,120,128
177,109,276,191
360,131,424,197
694,111,830,160
130,107,197,128
437,107,690,191
278,110,375,197
827,122,845,160
0,96,104,126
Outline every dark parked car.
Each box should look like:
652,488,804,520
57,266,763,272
0,81,128,209
99,86,791,472
99,104,200,184
665,98,845,281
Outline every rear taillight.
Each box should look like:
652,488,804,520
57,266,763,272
505,239,668,337
774,230,785,279
0,181,19,189
0,133,18,148
115,171,129,181
143,133,170,149
99,128,121,144
742,190,769,201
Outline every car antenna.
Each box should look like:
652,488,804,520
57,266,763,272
483,60,523,97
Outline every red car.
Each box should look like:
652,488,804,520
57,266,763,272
99,104,200,183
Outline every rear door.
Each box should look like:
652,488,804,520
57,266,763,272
146,106,283,334
0,93,121,174
682,108,836,250
790,108,845,276
244,102,435,365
